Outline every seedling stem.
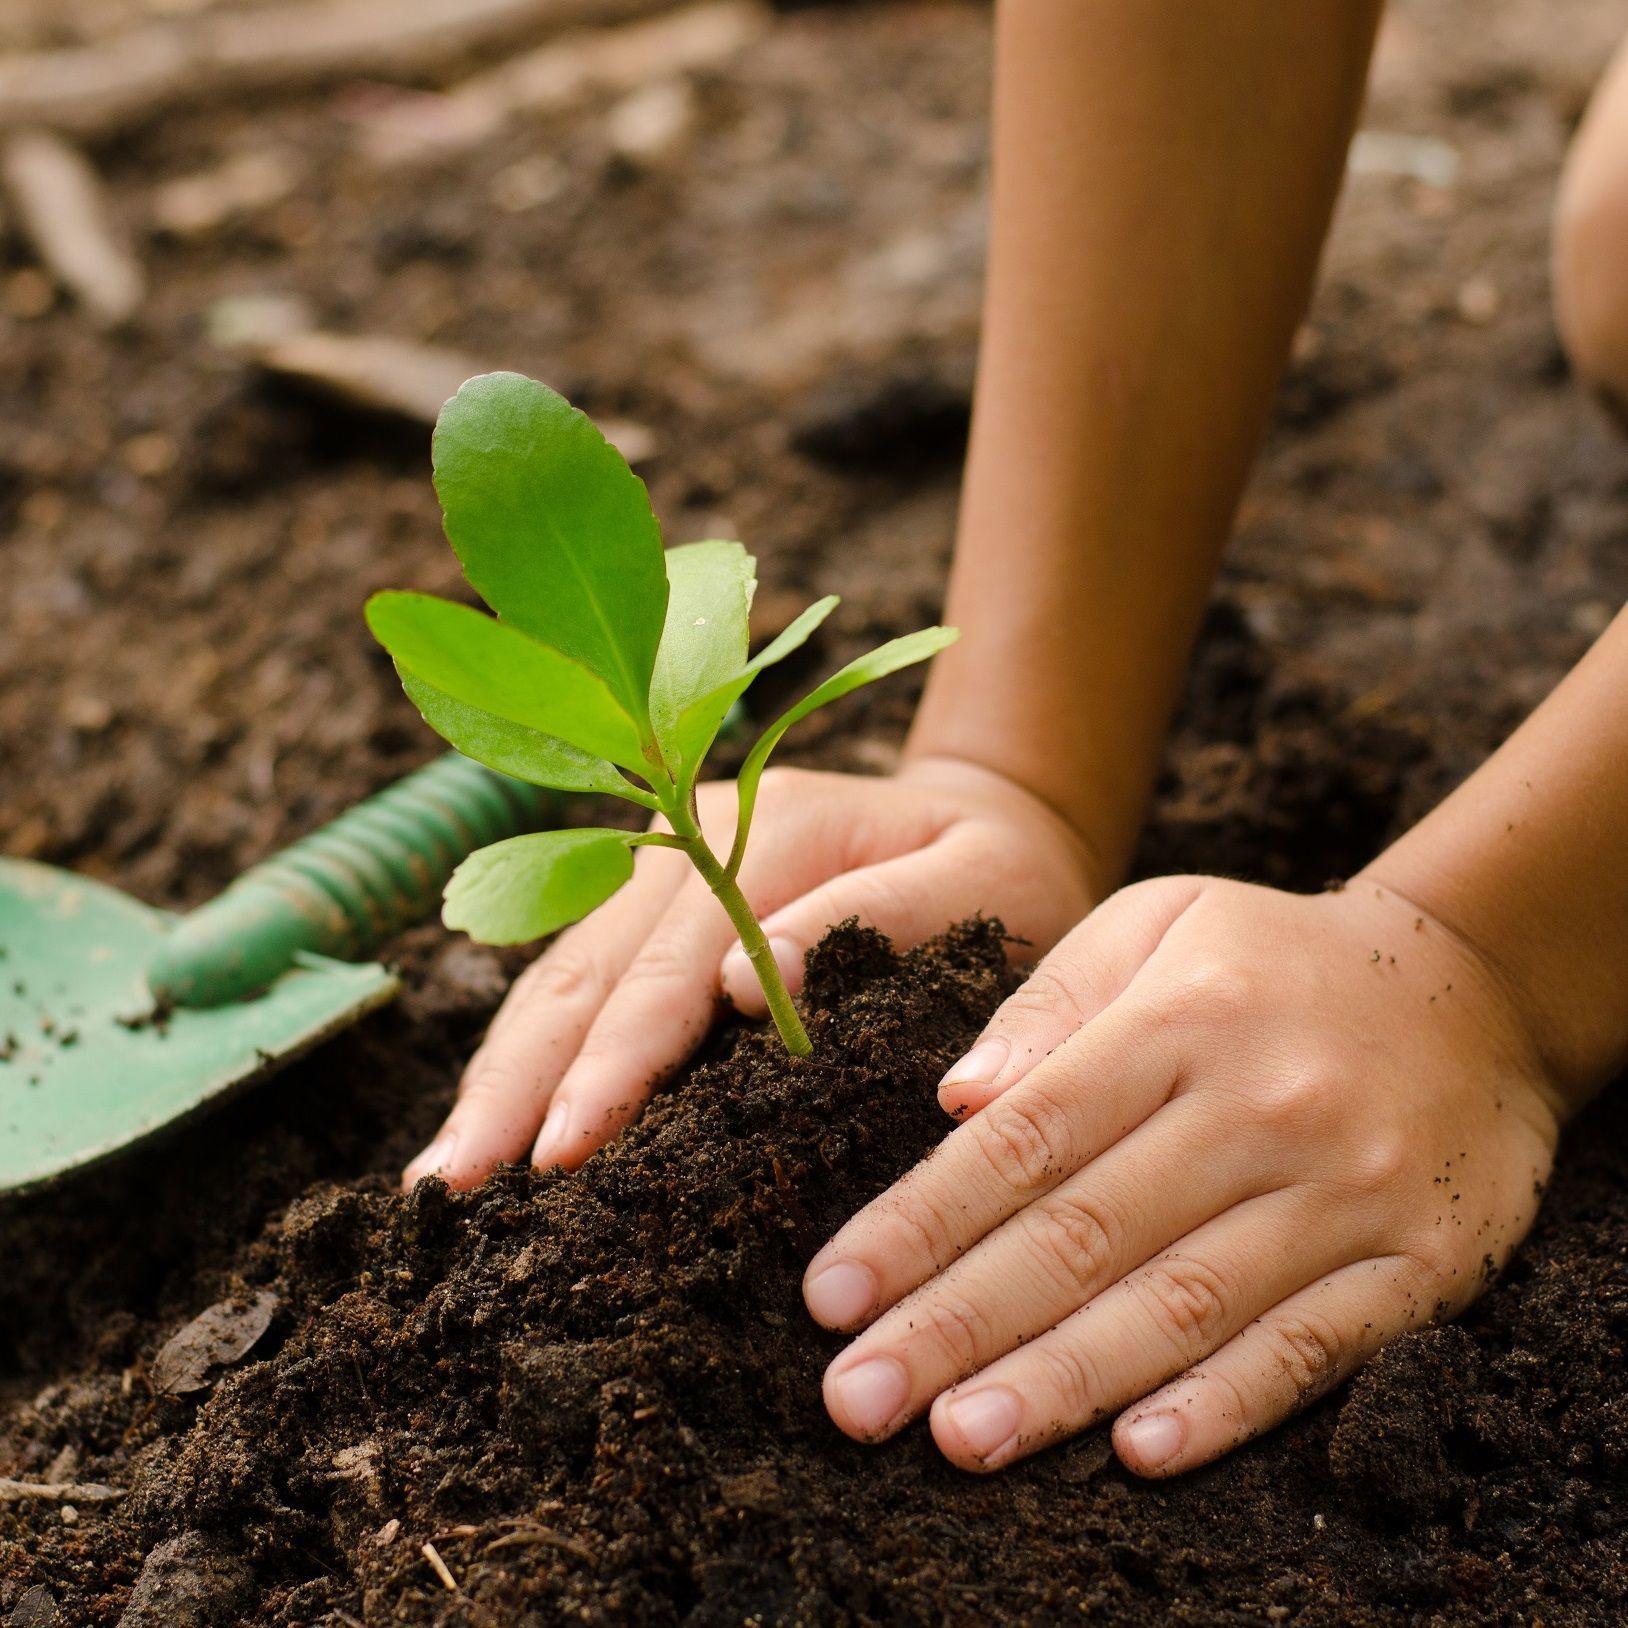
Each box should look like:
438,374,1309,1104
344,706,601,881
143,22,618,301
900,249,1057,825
367,373,954,1059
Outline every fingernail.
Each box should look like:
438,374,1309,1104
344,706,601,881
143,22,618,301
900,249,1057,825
805,1260,877,1328
532,1098,572,1168
829,1356,909,1437
403,1131,457,1188
1121,1411,1184,1471
944,1386,1021,1462
939,1037,1009,1093
767,936,803,990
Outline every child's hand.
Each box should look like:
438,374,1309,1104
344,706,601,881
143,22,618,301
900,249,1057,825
403,757,1100,1189
804,875,1564,1477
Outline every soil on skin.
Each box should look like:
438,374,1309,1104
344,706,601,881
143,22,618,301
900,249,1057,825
3,0,1628,1621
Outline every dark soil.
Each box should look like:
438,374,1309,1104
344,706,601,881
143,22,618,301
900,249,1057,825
3,0,1628,1622
3,923,1627,1625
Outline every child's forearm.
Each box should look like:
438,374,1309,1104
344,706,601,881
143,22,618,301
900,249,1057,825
908,0,1384,884
1364,606,1628,1107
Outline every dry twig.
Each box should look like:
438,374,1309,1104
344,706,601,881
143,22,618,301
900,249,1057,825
0,0,669,137
357,0,769,163
0,128,144,324
420,1540,460,1593
0,1477,124,1504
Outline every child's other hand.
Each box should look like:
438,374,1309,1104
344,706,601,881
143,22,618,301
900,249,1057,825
403,758,1099,1190
805,876,1563,1477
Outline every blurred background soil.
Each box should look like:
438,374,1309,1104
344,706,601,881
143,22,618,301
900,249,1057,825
1,0,1626,1622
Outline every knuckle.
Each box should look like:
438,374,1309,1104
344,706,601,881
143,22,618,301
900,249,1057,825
851,870,912,928
1193,1364,1254,1441
1028,1191,1117,1296
457,1048,533,1108
1035,1339,1102,1420
1270,1311,1344,1400
1398,1236,1451,1292
1249,1067,1335,1136
973,1090,1070,1192
1340,1129,1411,1201
999,961,1085,1030
874,1180,963,1268
515,942,602,1006
914,1289,996,1376
1157,960,1253,1033
1138,1254,1233,1352
617,934,707,997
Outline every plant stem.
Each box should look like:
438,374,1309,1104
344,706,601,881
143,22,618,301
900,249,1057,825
666,807,812,1058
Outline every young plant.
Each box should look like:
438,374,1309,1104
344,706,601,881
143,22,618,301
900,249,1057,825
366,372,956,1057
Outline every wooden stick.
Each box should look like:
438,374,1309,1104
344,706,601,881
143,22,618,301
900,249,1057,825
359,0,768,163
0,0,668,138
420,1540,460,1593
0,1477,125,1503
1,129,144,324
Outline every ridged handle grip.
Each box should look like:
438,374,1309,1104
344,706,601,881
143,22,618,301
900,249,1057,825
149,753,559,1008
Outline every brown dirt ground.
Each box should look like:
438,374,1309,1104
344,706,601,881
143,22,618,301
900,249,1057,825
2,0,1627,1622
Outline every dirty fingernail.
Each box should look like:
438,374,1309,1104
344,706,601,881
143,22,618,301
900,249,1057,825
939,1038,1009,1092
403,1131,457,1188
829,1356,909,1437
944,1386,1021,1462
532,1099,572,1168
805,1260,877,1328
1121,1411,1184,1471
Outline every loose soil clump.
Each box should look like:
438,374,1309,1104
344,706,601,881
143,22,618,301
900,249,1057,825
2,921,1626,1624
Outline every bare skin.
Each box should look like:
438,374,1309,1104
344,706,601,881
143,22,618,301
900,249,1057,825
1556,31,1628,420
407,0,1628,1480
810,611,1628,1477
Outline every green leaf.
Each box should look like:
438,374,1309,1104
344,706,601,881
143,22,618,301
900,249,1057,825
444,828,636,945
671,595,840,783
726,625,958,874
432,373,669,731
399,670,650,804
367,591,650,775
649,539,755,767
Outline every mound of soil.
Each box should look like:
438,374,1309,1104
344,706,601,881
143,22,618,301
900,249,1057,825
1,920,1625,1625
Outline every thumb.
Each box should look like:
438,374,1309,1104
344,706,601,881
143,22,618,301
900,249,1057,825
936,876,1208,1118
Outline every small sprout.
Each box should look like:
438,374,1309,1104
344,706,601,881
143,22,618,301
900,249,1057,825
368,373,956,1056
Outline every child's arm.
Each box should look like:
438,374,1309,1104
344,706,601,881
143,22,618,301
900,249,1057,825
908,0,1382,882
805,609,1628,1476
405,0,1382,1189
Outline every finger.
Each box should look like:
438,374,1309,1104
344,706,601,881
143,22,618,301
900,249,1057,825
803,999,1183,1332
936,877,1206,1118
529,869,756,1170
402,845,688,1190
925,1189,1338,1472
1112,1253,1433,1478
717,820,975,1019
817,1091,1270,1442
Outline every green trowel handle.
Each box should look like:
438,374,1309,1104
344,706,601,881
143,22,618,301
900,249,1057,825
148,753,558,1008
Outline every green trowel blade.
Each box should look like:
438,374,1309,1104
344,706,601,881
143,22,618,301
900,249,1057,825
0,857,396,1195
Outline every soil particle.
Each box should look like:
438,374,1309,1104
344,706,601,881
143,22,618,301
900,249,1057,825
116,1532,253,1628
3,922,1627,1623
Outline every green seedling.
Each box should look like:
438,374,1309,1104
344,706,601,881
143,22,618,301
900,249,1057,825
367,373,956,1057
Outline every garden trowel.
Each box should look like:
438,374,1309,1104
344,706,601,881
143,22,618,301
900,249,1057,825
0,752,558,1195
